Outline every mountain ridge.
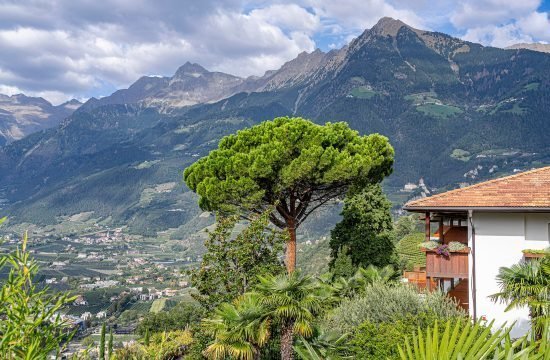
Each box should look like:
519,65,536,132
0,17,548,238
0,94,81,145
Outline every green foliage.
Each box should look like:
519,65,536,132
398,319,549,359
202,293,270,360
349,314,459,360
294,328,350,360
184,116,393,217
184,116,394,271
450,148,471,162
254,271,336,360
114,329,194,360
490,256,550,336
203,271,336,360
329,246,355,279
137,302,205,335
416,103,463,118
144,329,150,346
324,283,465,334
0,231,76,359
99,322,106,360
396,232,426,270
189,210,285,309
393,215,422,243
330,184,396,270
522,248,550,255
349,86,377,99
108,329,114,359
330,265,396,299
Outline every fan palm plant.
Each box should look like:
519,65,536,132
490,256,550,338
398,319,549,359
254,271,336,360
293,327,350,360
329,265,395,299
202,293,271,360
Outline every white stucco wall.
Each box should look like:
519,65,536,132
468,212,550,337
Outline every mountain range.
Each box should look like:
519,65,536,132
0,17,548,238
0,94,81,145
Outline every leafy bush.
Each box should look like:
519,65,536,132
0,230,76,359
136,302,204,335
113,330,193,360
323,283,465,334
349,314,461,360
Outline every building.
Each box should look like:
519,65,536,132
73,295,88,306
404,167,550,336
80,312,93,321
96,311,107,319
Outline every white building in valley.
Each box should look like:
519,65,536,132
404,166,550,336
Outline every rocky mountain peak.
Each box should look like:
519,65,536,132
370,17,410,37
173,62,209,78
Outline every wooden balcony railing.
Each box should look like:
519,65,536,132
422,248,469,278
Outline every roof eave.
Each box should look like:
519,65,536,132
403,206,550,212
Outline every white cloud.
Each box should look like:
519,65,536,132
462,24,534,47
451,0,549,47
517,11,550,40
451,0,541,29
308,0,427,32
0,1,320,103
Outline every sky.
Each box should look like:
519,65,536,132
0,0,549,105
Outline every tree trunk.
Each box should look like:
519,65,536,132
280,321,295,360
286,225,297,273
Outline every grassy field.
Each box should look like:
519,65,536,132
450,149,471,162
150,298,177,313
416,103,463,118
349,86,377,99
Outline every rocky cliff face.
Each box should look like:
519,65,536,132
0,94,81,144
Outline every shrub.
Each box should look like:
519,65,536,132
349,314,458,360
0,230,76,358
136,302,205,335
323,283,465,334
113,330,193,360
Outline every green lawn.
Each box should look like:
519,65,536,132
416,103,463,118
523,82,539,91
450,149,471,162
349,86,376,99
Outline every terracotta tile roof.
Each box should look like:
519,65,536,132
404,166,550,209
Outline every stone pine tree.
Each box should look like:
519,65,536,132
184,117,394,272
99,323,106,360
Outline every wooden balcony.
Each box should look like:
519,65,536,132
422,248,469,279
